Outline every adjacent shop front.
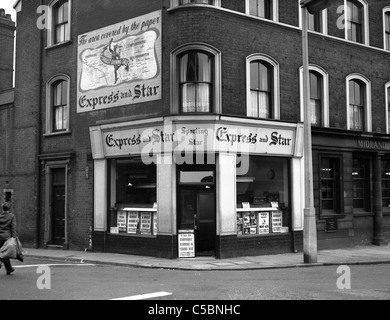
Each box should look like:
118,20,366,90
312,128,390,249
90,115,305,259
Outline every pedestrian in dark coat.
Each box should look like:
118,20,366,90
0,202,16,275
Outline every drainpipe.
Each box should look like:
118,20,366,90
36,0,44,248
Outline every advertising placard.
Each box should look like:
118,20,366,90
117,211,127,233
178,230,195,258
272,211,283,233
140,212,152,235
127,212,139,234
77,10,162,113
258,212,270,234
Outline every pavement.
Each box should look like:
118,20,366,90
22,244,390,271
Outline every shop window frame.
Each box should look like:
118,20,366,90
352,156,371,214
386,82,390,134
318,154,344,217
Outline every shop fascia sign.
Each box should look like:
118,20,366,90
100,122,298,158
76,10,162,113
357,139,390,151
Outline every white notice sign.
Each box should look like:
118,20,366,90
178,230,195,258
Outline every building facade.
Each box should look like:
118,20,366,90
3,0,389,259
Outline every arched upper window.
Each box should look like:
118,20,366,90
246,54,280,120
345,0,369,45
48,0,71,47
171,43,221,114
346,74,371,132
46,75,70,135
299,65,329,127
179,51,213,113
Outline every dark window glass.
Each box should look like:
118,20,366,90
249,61,272,119
179,0,213,4
347,1,363,43
386,13,390,50
249,0,272,20
180,52,213,113
352,158,370,211
320,157,341,213
382,159,390,208
53,0,69,44
308,11,322,32
52,80,67,132
310,71,322,126
349,80,365,131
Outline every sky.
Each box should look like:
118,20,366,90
1,0,17,23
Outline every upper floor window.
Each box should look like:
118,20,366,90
247,54,280,120
346,74,371,132
171,0,220,7
309,71,322,126
246,0,278,21
299,65,329,127
299,1,327,34
180,51,213,113
249,61,271,118
46,75,70,135
384,9,390,50
48,0,71,47
171,44,221,114
345,0,368,45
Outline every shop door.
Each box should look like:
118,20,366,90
53,186,65,245
196,191,216,254
179,189,216,256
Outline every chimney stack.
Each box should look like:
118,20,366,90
0,8,16,92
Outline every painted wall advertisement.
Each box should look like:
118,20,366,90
77,10,162,113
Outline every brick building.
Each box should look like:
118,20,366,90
3,0,389,259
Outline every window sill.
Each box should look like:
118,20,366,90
353,211,374,217
109,233,157,239
43,131,71,138
319,213,346,220
45,40,73,51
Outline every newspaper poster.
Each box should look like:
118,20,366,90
258,212,270,234
140,212,152,235
272,211,283,233
178,230,195,258
127,212,139,234
117,211,127,233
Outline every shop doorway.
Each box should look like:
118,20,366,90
178,166,216,256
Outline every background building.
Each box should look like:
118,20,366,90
2,0,389,259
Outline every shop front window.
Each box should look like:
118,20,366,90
236,156,290,236
110,158,157,236
382,159,390,208
352,158,370,212
320,157,341,214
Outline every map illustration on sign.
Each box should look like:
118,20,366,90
77,10,162,113
79,31,159,90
